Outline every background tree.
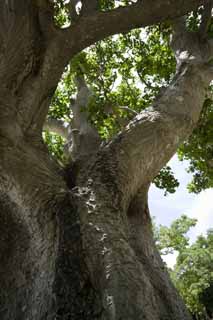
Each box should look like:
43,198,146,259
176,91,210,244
154,216,213,319
0,1,213,320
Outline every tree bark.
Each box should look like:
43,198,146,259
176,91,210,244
0,1,213,319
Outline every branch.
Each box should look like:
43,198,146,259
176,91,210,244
44,118,69,139
81,0,99,16
171,16,212,65
85,17,213,204
89,60,212,205
58,0,209,58
68,75,101,161
37,0,56,36
118,106,138,115
67,0,79,22
199,1,213,38
170,17,189,64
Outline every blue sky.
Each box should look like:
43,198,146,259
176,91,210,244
149,155,213,267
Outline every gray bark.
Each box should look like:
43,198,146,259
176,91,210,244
0,1,212,320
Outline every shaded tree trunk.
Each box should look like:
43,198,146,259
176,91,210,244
0,1,212,319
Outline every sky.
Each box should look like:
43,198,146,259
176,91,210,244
149,155,213,268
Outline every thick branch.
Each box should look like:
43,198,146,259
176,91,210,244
80,20,213,207
58,0,209,57
85,60,212,211
81,0,99,15
68,0,80,21
68,75,101,162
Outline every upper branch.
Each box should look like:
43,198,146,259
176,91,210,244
57,0,209,58
87,23,213,206
94,64,211,206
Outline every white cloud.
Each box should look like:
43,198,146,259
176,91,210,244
162,251,178,269
186,189,213,243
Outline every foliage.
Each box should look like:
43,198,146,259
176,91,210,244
153,166,179,195
43,131,66,162
154,216,213,318
52,0,71,27
154,215,197,255
173,229,213,317
199,281,213,315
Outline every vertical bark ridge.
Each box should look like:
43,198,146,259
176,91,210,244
0,194,31,320
0,131,65,319
53,194,101,320
0,193,57,320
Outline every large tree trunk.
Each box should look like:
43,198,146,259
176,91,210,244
0,1,212,319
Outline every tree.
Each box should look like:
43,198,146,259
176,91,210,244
154,215,197,255
0,1,213,319
154,216,213,319
173,229,213,319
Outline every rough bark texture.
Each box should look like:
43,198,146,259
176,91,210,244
0,1,212,319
